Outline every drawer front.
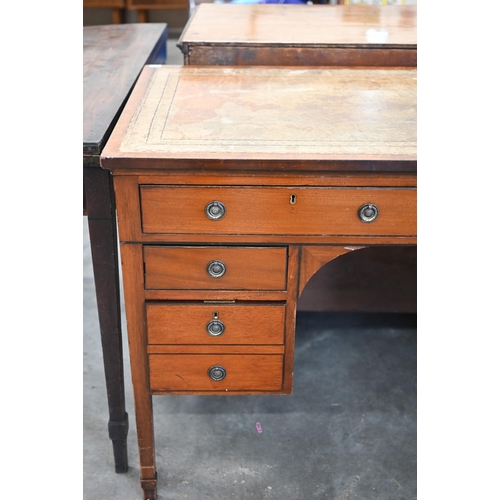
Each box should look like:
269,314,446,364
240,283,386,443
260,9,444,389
140,186,416,236
147,303,285,345
144,246,288,290
149,354,284,392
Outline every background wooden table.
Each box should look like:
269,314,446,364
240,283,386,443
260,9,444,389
83,0,126,24
127,0,190,23
178,4,417,67
83,22,168,473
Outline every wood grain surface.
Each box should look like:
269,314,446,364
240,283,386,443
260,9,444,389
140,186,416,236
146,303,285,345
149,354,284,392
298,245,416,313
83,23,167,158
84,0,125,7
127,0,188,9
143,246,288,290
179,4,416,46
178,4,416,67
118,244,157,486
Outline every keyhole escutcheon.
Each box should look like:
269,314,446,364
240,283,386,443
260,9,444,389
290,194,297,205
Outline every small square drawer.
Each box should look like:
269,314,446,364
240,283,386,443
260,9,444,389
147,303,285,345
140,186,416,237
149,354,284,392
144,246,288,290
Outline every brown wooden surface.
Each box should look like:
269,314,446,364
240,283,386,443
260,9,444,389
148,345,285,354
127,0,188,9
136,173,416,187
298,245,417,313
84,0,125,7
178,4,416,66
84,166,130,473
180,4,416,45
149,354,284,392
186,46,416,67
144,246,288,290
110,176,141,241
101,66,416,171
114,174,417,245
299,246,364,296
144,290,287,301
282,246,300,394
140,186,416,237
83,23,168,159
146,303,285,344
119,244,157,490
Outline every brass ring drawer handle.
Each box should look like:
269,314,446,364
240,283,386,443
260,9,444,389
205,201,226,220
207,260,226,278
358,203,379,223
206,320,225,336
208,365,226,381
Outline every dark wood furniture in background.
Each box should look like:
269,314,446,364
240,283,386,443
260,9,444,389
177,3,417,313
83,0,127,24
83,23,168,473
101,65,417,499
127,0,190,23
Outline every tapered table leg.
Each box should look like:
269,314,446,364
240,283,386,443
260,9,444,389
84,166,128,473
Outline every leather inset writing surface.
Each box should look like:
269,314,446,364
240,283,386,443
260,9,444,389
118,67,416,160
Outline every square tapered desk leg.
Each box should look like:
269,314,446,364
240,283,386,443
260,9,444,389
84,166,128,473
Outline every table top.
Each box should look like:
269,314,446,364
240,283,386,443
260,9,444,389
83,23,168,162
101,65,416,173
178,4,416,48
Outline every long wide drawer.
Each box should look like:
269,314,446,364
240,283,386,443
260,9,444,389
147,303,285,344
149,354,284,392
144,246,288,290
140,186,416,236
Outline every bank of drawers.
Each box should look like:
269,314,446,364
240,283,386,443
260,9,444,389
142,184,416,393
140,186,417,237
145,246,288,393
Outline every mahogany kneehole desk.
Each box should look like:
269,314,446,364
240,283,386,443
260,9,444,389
101,65,417,500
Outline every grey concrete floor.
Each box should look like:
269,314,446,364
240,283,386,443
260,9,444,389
83,38,416,499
